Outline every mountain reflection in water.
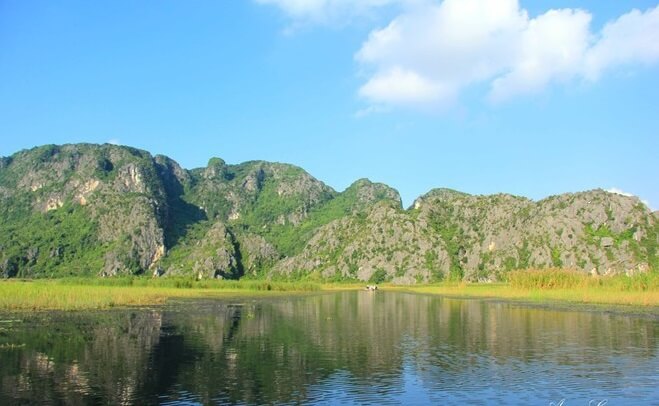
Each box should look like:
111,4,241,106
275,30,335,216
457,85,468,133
0,291,657,405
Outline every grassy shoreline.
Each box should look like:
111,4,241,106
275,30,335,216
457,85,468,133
0,279,332,311
388,269,659,308
1,270,657,311
390,283,659,308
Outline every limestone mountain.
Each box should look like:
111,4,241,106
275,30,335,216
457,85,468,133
271,189,657,282
0,144,168,278
273,200,450,283
410,188,657,281
0,143,656,282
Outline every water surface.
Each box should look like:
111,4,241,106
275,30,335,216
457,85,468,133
0,291,657,405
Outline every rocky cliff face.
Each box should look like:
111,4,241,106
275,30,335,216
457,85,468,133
411,189,656,280
188,159,336,225
272,189,657,282
0,144,168,277
273,201,450,283
0,143,656,281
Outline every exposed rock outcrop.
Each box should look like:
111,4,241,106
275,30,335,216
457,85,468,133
273,201,451,282
1,144,169,277
236,234,279,277
0,143,656,281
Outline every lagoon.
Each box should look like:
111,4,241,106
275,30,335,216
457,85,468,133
0,291,657,405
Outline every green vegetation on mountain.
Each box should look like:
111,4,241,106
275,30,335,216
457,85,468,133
0,143,657,283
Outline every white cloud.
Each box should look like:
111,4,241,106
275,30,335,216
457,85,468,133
258,0,659,108
584,6,659,81
355,1,659,109
107,139,120,145
489,9,592,102
359,67,455,106
356,0,527,107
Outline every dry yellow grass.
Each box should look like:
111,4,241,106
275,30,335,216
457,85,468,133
1,270,657,311
0,280,322,311
389,269,659,307
1,282,197,311
391,282,659,307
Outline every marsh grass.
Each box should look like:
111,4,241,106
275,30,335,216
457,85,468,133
2,270,657,311
0,282,174,311
506,268,659,291
57,277,322,292
399,269,659,307
0,279,322,311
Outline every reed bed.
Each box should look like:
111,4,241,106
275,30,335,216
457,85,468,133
400,269,659,307
0,279,322,311
506,268,659,291
0,282,174,311
2,270,657,311
57,277,322,292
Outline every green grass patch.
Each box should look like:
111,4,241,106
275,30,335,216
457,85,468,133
394,269,659,307
0,278,324,311
506,268,659,291
56,277,322,291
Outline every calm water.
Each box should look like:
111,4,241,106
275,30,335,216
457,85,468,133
0,291,657,405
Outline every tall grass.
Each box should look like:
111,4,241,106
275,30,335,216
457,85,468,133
507,269,593,289
0,282,175,311
57,277,321,292
401,269,659,307
0,278,322,311
507,268,659,291
2,271,657,311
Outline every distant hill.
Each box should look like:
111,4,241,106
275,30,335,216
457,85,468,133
0,144,656,282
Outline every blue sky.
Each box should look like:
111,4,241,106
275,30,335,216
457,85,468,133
1,0,658,208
